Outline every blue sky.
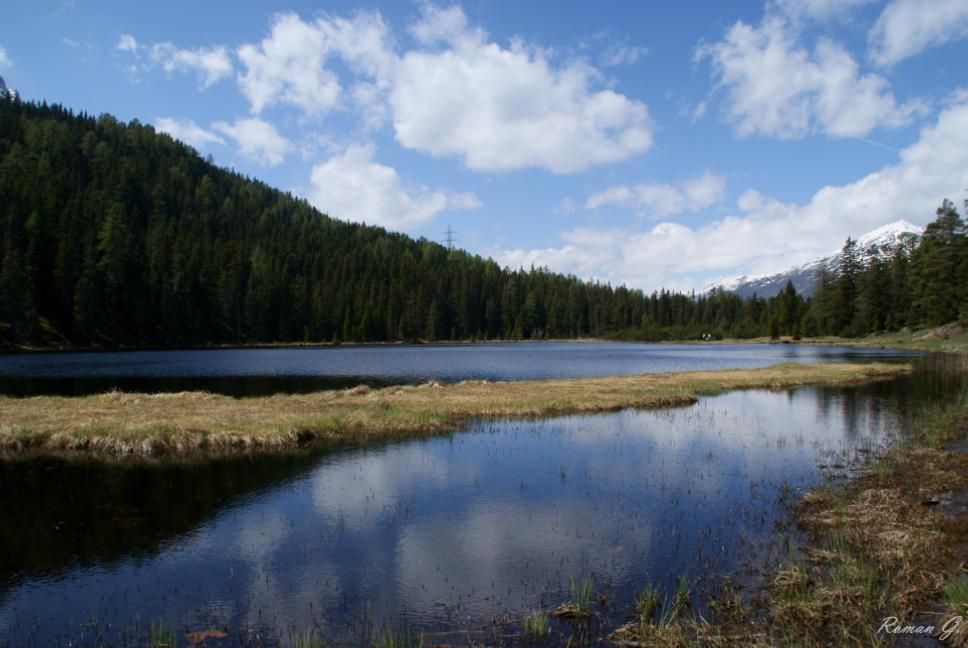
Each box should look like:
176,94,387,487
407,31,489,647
2,0,967,292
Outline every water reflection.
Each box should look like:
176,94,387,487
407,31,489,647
2,368,950,645
0,342,919,397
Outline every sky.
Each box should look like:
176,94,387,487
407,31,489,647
1,0,967,293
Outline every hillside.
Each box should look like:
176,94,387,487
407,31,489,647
0,100,674,348
1,99,964,348
710,221,922,299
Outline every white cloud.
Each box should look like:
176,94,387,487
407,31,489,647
600,43,648,67
236,11,394,116
390,4,653,173
155,117,224,149
771,0,876,23
149,43,233,88
869,0,968,66
698,17,923,138
308,143,480,231
217,6,655,173
586,172,725,217
497,98,968,292
408,4,473,45
212,118,290,166
116,34,232,88
115,34,138,54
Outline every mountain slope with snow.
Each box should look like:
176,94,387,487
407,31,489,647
708,220,923,299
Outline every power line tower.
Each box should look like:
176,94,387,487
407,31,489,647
442,225,458,251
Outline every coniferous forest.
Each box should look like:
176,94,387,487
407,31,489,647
0,98,965,348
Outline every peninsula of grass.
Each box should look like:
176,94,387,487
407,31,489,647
0,362,907,460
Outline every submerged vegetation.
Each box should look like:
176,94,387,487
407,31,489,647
0,362,906,459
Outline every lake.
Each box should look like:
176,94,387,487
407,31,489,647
0,356,959,646
0,342,918,396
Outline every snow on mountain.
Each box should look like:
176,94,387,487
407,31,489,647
0,76,18,100
706,220,923,299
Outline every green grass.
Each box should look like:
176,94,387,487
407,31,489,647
570,576,593,618
634,585,661,619
672,575,694,616
148,620,177,647
943,576,968,613
289,628,327,648
520,610,550,637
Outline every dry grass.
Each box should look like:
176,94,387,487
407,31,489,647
0,362,907,460
764,396,968,646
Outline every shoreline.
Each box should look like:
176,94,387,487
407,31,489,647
0,362,908,461
3,323,963,355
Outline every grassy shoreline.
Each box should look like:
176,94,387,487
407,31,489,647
0,362,907,460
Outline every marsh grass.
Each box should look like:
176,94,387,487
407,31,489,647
520,610,550,637
552,576,594,619
672,575,694,615
148,620,177,647
633,585,661,618
0,362,908,459
944,576,968,613
764,391,968,645
288,628,327,648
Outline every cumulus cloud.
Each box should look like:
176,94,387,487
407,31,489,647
0,46,9,69
212,118,290,166
697,17,923,138
172,5,653,173
497,98,968,291
308,143,480,231
236,11,394,116
586,172,725,217
869,0,968,66
155,117,225,149
390,5,653,173
116,34,232,88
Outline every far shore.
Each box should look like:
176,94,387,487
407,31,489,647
3,323,964,355
0,362,908,461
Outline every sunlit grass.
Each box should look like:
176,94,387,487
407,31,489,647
0,362,909,459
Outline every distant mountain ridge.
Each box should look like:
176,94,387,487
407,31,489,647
708,220,923,299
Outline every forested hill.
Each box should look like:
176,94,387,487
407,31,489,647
2,99,964,349
0,99,674,347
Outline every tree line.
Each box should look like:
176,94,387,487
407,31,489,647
0,99,964,348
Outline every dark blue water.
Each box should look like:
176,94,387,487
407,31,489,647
0,342,918,396
0,369,949,646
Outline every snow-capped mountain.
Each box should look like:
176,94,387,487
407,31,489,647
708,220,923,299
0,76,18,101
